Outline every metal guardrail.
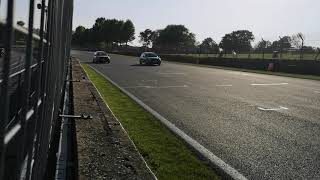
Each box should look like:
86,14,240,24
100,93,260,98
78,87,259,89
0,0,73,179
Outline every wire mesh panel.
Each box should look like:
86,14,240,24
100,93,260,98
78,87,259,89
0,0,73,179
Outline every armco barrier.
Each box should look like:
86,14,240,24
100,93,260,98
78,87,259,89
161,55,320,76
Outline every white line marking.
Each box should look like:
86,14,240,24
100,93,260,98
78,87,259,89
258,106,289,111
142,80,158,82
158,72,185,75
227,72,250,76
124,85,149,88
251,83,288,86
125,85,188,89
147,85,188,89
216,84,233,87
315,91,320,94
88,65,247,180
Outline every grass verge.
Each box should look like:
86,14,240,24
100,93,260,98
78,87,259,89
81,64,220,180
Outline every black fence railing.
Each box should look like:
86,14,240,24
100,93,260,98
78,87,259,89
0,0,73,179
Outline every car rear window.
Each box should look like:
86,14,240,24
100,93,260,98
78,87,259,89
145,53,158,57
97,52,107,56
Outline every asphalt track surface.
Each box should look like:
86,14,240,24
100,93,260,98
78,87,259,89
72,50,320,180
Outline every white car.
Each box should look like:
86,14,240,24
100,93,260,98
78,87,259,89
92,51,110,63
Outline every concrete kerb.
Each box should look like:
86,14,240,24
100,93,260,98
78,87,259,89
86,64,248,180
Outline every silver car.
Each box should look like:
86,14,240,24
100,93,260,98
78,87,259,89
92,51,110,63
139,52,161,65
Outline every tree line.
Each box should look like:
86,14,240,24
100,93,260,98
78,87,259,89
72,17,317,54
72,18,135,48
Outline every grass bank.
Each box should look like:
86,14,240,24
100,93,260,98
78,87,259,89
81,64,220,180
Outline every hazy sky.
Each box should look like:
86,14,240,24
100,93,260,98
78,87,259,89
7,0,320,47
72,0,320,47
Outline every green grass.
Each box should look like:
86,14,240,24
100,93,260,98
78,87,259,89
81,64,220,180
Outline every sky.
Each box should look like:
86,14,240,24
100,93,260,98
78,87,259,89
72,0,320,47
5,0,320,47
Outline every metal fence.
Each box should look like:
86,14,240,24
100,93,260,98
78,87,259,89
0,0,73,179
171,51,320,61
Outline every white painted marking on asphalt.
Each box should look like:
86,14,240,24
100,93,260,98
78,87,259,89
88,65,247,180
251,83,288,86
148,85,188,89
258,106,289,111
216,84,233,87
142,80,158,82
125,85,188,89
315,91,320,94
124,85,151,89
227,72,251,76
158,72,185,75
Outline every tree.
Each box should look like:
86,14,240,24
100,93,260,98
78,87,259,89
153,25,196,52
219,30,254,53
121,19,135,45
291,33,305,60
72,26,87,45
139,29,156,48
291,33,304,49
280,36,292,49
315,48,320,60
255,39,271,50
91,17,106,43
81,18,135,49
219,34,233,54
270,41,280,50
254,39,272,59
104,19,124,44
73,18,130,47
269,36,292,59
200,37,218,54
270,36,292,51
279,36,292,49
